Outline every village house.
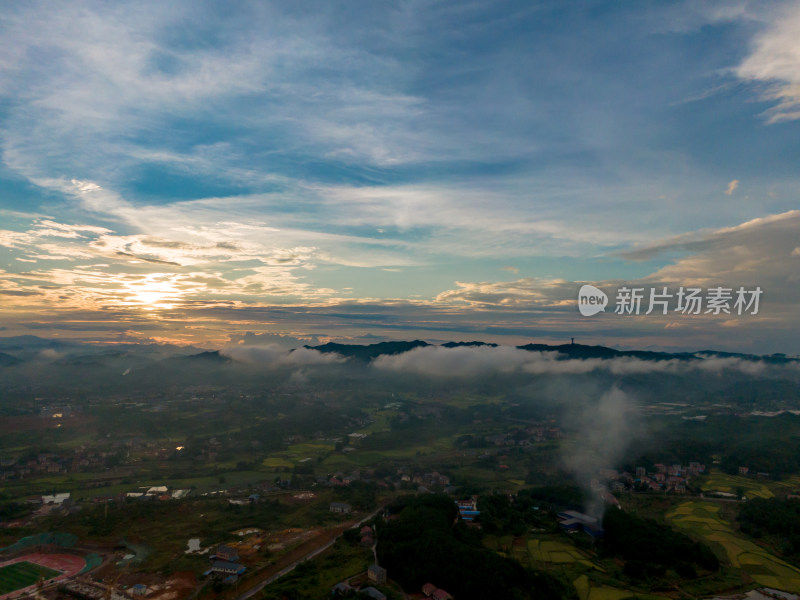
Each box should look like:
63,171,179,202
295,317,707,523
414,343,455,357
214,544,239,562
330,502,352,514
367,564,387,585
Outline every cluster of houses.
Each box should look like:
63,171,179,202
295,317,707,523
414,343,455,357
123,485,191,501
400,471,450,487
203,545,247,584
317,468,456,496
595,462,706,494
0,449,118,480
322,470,365,486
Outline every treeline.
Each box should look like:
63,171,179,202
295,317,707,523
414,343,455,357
602,508,720,580
719,439,800,477
331,480,377,511
476,485,587,535
738,497,800,556
628,414,800,477
377,494,576,600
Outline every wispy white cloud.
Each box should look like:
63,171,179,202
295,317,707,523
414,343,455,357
434,278,571,307
221,344,345,367
736,2,800,123
371,344,794,378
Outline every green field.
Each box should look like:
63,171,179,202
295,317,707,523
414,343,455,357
667,500,800,592
526,538,603,570
0,561,61,594
700,470,774,499
485,534,639,600
572,574,654,600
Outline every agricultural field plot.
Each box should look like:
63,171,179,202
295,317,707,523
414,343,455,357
768,475,800,493
572,574,654,600
319,436,461,473
262,442,337,470
700,471,773,499
667,501,800,592
484,534,606,573
0,561,61,595
262,457,295,468
357,410,397,434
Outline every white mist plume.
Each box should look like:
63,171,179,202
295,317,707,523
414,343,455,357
562,386,639,519
221,344,345,368
371,345,792,377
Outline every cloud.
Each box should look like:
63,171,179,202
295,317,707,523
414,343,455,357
434,278,571,307
0,3,798,354
221,344,345,368
371,344,793,378
725,179,739,195
736,2,800,123
227,331,327,348
620,211,800,300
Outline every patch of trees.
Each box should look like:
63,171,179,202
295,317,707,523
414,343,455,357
477,488,583,535
455,434,489,448
719,440,800,477
627,415,800,478
378,494,576,600
523,447,563,485
333,480,377,511
0,499,29,521
521,485,586,511
738,497,800,556
602,508,719,581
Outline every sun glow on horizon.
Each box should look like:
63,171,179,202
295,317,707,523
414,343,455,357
122,274,182,310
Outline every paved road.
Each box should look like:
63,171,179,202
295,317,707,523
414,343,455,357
234,507,383,600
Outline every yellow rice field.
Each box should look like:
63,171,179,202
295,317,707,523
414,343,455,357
667,500,800,592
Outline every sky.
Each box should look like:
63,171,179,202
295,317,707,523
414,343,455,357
0,0,798,354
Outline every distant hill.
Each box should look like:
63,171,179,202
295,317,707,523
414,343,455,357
0,335,73,349
305,340,430,361
514,343,696,361
0,352,19,367
0,335,795,369
441,341,498,348
306,340,796,364
178,350,232,363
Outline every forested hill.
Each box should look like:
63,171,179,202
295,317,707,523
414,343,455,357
305,340,797,364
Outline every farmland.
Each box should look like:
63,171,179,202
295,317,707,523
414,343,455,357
699,471,774,499
667,501,800,592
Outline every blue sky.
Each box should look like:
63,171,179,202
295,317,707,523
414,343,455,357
0,0,799,353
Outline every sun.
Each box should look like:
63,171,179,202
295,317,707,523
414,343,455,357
123,275,181,310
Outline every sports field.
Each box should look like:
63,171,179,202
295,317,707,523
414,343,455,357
667,501,800,592
0,553,85,599
0,561,60,595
